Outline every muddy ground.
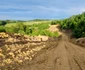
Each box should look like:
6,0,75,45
20,34,85,70
0,25,85,70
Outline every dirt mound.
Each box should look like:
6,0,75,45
1,26,85,70
0,33,49,70
48,25,62,35
76,37,85,46
20,34,85,70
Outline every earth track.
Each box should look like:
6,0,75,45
6,26,85,70
20,33,85,70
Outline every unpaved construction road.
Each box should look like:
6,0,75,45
20,28,85,70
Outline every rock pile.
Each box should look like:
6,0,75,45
0,32,47,69
0,32,9,38
76,37,85,46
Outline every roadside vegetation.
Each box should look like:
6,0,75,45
1,12,85,38
60,12,85,38
0,20,59,37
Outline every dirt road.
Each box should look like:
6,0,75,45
20,27,85,70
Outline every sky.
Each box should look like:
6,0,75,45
0,0,85,20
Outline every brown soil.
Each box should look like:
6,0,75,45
48,25,62,35
20,25,85,70
1,25,85,70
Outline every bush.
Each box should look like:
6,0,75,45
0,26,5,32
37,23,49,30
25,25,35,34
53,31,59,37
0,21,7,26
5,26,17,33
5,23,26,33
38,30,59,37
51,20,61,25
18,30,25,34
60,12,85,38
3,21,59,37
51,21,57,25
16,23,26,31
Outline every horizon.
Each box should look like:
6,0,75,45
0,0,85,20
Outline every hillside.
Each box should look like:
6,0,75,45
21,31,85,70
60,12,85,38
0,13,85,70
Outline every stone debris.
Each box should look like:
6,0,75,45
0,32,47,69
0,53,5,58
0,48,2,53
0,32,9,38
76,37,85,46
3,59,12,64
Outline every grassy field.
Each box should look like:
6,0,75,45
0,20,59,37
5,20,52,27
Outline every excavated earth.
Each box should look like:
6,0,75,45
20,34,85,70
0,25,85,70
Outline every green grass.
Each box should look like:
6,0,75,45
5,21,51,27
1,20,59,37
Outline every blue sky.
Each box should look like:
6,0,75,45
0,0,85,20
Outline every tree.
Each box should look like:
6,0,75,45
0,21,7,26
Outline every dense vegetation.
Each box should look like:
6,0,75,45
0,21,7,26
1,12,85,38
0,21,59,37
51,20,61,25
60,12,85,38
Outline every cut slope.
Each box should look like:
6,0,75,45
20,26,85,70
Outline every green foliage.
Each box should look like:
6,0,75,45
6,20,17,23
30,19,49,21
51,21,57,25
25,23,53,36
5,23,26,34
25,25,35,34
5,26,17,33
36,23,49,30
0,21,7,26
0,20,59,37
0,26,5,32
18,30,25,34
30,30,59,37
51,20,61,25
60,12,85,38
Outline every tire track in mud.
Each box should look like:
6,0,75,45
20,41,70,70
65,42,85,70
65,45,82,70
20,34,85,70
53,42,71,70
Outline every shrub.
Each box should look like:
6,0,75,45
18,30,25,34
5,23,26,34
60,12,85,38
25,25,35,34
51,21,57,25
0,26,5,32
5,26,18,33
37,23,49,30
16,23,26,31
0,21,7,26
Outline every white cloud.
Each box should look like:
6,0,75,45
0,3,85,20
65,7,85,16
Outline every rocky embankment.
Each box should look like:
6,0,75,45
76,37,85,47
0,32,50,70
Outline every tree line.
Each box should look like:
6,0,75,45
60,12,85,38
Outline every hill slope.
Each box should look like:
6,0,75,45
60,12,85,38
20,25,85,70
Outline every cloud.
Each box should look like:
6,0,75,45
0,0,85,20
64,7,85,16
0,3,85,14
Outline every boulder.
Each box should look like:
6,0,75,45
76,38,85,46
